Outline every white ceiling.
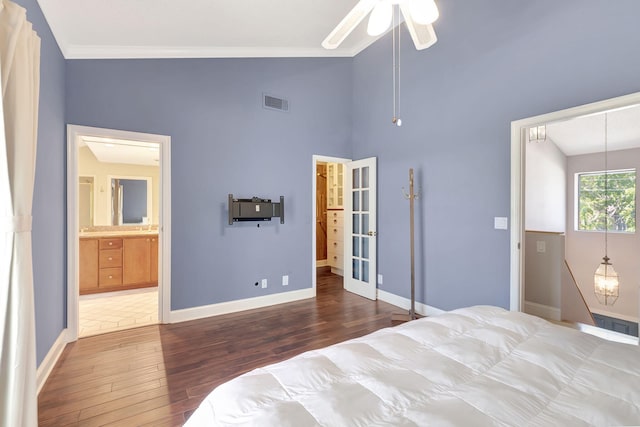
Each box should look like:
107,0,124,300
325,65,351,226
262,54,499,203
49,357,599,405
37,0,382,58
544,104,640,157
82,136,160,166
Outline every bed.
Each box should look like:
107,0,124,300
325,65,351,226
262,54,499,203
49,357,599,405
184,305,640,426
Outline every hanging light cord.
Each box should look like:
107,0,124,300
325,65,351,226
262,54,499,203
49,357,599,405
604,113,609,259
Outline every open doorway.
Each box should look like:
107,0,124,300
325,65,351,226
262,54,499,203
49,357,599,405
511,92,640,344
67,125,171,341
312,155,378,301
313,156,349,294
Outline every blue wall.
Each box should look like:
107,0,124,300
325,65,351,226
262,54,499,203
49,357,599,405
14,0,67,365
66,58,353,309
352,0,640,310
19,0,640,367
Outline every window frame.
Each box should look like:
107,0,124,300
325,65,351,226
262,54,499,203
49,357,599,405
575,168,636,234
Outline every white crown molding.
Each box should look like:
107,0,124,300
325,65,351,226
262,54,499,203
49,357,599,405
61,42,378,60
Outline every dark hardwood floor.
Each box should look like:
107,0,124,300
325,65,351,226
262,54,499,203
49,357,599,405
38,268,403,426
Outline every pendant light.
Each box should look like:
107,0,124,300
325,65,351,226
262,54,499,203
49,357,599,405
594,113,619,306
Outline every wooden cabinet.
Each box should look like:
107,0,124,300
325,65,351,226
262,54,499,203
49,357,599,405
123,235,159,286
327,162,344,209
150,236,158,283
123,237,151,285
79,233,158,295
98,238,122,288
79,238,99,292
327,210,344,274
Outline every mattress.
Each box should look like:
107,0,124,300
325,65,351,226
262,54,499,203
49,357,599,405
185,305,640,426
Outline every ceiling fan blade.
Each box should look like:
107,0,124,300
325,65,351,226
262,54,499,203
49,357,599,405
400,4,437,50
322,0,379,49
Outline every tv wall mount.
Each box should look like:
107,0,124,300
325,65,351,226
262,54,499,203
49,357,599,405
228,194,284,225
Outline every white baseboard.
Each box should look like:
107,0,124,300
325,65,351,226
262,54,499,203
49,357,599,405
170,288,316,323
330,267,343,276
524,300,561,321
37,328,70,395
316,259,328,267
377,289,445,317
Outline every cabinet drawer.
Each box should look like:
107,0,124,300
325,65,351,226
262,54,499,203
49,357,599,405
99,268,122,286
328,252,343,268
99,249,122,268
100,238,122,250
327,238,343,255
327,226,343,239
329,217,343,227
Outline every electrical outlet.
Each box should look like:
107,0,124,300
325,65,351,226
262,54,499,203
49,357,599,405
282,275,289,286
261,279,267,289
377,274,383,285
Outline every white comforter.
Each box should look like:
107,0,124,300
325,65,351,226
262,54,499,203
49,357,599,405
185,306,640,426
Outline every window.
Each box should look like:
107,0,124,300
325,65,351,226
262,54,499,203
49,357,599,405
577,169,636,232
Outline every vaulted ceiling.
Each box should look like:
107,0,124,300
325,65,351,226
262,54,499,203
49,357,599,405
39,1,640,156
37,0,381,58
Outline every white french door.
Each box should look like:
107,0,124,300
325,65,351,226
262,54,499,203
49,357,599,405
344,157,377,300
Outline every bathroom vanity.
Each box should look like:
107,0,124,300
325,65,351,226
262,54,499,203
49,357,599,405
79,231,158,295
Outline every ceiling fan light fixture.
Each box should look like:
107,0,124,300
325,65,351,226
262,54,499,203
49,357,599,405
408,0,439,25
367,2,393,36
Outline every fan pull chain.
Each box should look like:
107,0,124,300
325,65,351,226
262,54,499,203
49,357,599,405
392,4,402,126
392,5,396,124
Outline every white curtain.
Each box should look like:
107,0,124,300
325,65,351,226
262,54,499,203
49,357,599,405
0,0,41,426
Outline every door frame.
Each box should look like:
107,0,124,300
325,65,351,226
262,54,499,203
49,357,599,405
66,124,172,341
510,91,640,312
312,155,350,295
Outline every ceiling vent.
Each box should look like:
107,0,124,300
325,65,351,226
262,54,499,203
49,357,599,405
263,93,289,112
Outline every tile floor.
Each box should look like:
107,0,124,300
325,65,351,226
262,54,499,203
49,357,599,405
79,287,158,337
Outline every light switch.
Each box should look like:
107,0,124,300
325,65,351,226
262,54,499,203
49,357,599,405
494,217,508,230
537,241,546,253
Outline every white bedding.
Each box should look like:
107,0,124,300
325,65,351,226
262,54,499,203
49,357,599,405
185,306,640,426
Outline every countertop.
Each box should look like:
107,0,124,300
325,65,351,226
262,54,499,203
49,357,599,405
80,230,158,238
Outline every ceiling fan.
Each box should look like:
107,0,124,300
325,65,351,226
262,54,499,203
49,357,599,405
322,0,439,50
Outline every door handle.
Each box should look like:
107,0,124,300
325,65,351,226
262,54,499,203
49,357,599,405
367,231,377,236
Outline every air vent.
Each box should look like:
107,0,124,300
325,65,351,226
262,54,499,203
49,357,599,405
263,94,289,112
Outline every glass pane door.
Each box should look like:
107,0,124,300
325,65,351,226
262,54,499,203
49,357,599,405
344,157,376,300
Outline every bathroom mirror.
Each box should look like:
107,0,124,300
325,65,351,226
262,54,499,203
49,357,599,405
109,175,153,225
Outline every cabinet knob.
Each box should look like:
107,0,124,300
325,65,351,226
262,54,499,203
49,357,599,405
333,220,337,224
108,275,113,279
108,242,113,246
333,229,337,233
146,238,150,242
108,257,113,261
333,256,337,260
333,242,337,246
